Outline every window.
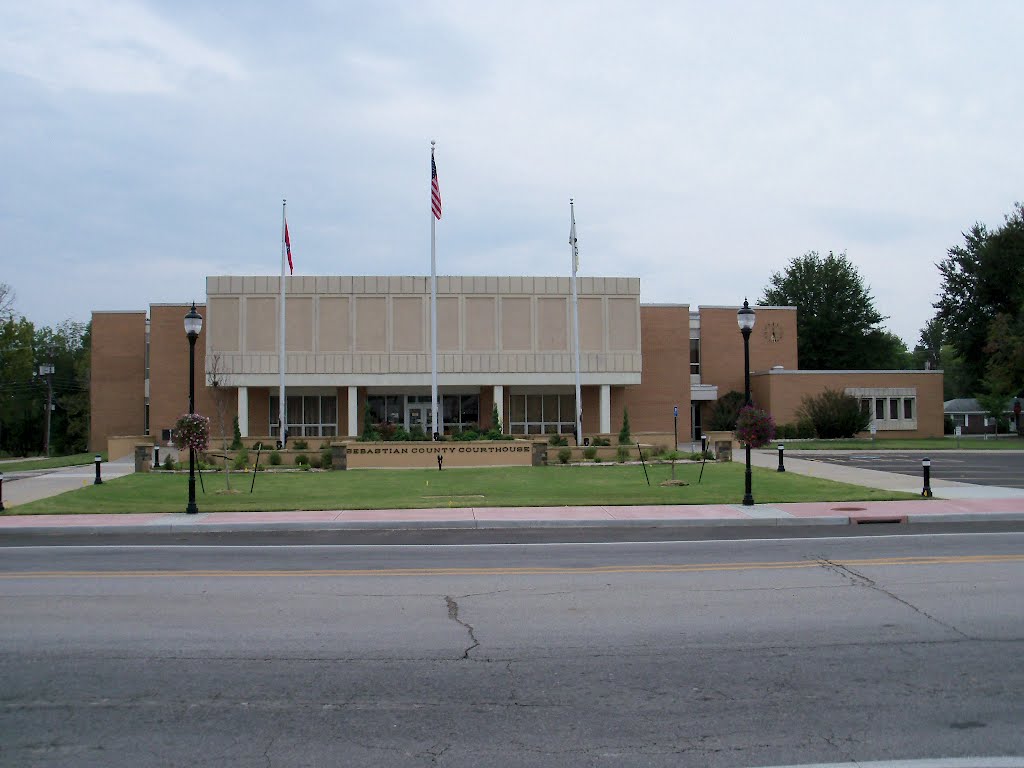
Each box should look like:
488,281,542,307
690,338,700,376
367,395,403,424
875,399,884,420
508,393,577,435
889,399,899,420
270,395,338,437
903,398,914,419
442,394,480,431
860,399,871,415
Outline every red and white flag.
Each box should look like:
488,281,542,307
284,219,293,274
431,154,442,220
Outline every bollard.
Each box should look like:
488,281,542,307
437,453,443,471
921,457,932,498
154,445,160,468
777,443,786,472
0,471,5,511
94,454,103,485
701,434,708,455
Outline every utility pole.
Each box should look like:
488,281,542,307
39,363,54,457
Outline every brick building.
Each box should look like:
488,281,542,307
89,275,944,451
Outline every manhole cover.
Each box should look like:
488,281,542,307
831,506,866,512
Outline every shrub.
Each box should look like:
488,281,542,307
734,406,776,448
618,409,631,445
162,454,175,471
230,416,243,450
360,404,380,441
294,453,310,466
252,441,265,450
706,391,746,431
320,441,330,450
653,444,668,457
231,447,249,471
796,389,871,439
292,439,309,450
591,437,610,446
409,424,428,441
321,450,333,469
308,454,322,469
269,450,282,466
616,445,630,462
548,434,568,446
583,446,597,460
557,448,571,464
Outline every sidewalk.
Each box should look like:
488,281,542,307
1,452,1023,535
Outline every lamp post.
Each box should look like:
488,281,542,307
737,299,756,506
184,303,203,515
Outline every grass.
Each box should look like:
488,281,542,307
7,462,917,515
771,436,1024,451
0,452,107,472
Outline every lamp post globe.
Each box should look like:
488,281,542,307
737,299,756,506
184,302,203,515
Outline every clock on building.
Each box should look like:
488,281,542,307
763,322,783,343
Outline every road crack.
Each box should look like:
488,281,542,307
444,595,480,659
816,558,970,639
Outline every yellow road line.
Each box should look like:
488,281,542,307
1,554,1023,579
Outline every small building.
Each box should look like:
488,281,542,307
943,397,1020,434
89,274,945,450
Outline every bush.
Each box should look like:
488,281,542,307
360,404,380,442
591,437,610,446
230,417,243,450
320,441,330,450
231,447,249,471
308,454,322,469
321,450,332,469
557,448,571,464
162,454,175,471
944,415,954,435
269,450,282,466
409,424,428,441
292,439,309,450
706,391,746,431
583,446,597,460
616,445,630,462
548,434,568,446
652,444,668,457
252,441,265,450
294,453,309,466
796,389,871,439
618,409,631,445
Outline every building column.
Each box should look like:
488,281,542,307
348,386,359,437
237,387,249,437
493,385,504,432
599,384,611,434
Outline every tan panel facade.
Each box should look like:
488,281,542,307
207,298,239,352
246,297,277,352
355,297,387,351
537,298,568,351
392,296,424,352
608,298,639,351
285,297,313,352
579,298,603,352
501,297,532,350
465,297,496,351
318,297,350,352
438,297,460,351
89,312,147,451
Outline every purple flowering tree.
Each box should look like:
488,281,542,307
734,405,776,448
172,413,211,456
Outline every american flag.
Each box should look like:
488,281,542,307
431,153,442,220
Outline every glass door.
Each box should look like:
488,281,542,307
405,404,433,434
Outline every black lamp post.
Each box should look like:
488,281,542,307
737,299,756,506
184,303,203,515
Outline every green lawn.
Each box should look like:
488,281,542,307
0,452,107,473
771,437,1024,451
8,462,917,515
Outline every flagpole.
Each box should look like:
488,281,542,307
570,198,582,445
430,141,439,440
279,198,287,446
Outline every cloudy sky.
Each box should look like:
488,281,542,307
1,0,1021,345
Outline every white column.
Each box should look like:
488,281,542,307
599,384,611,435
237,387,249,437
347,386,359,437
493,385,504,432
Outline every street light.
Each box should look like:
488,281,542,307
737,299,756,506
184,303,203,515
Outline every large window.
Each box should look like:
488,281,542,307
367,395,403,424
508,393,577,435
443,395,480,431
690,338,700,376
270,395,337,437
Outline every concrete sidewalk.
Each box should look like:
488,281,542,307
2,450,1023,534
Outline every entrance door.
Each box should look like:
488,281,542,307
406,403,433,434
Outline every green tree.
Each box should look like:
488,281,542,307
911,318,943,371
795,389,871,439
706,391,746,431
934,202,1024,395
618,408,631,445
760,250,903,370
0,312,36,455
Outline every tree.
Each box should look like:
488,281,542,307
934,202,1024,396
706,390,746,431
760,250,903,370
795,389,871,439
618,408,631,445
0,282,14,321
912,318,943,371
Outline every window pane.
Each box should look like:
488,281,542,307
443,395,460,422
543,395,559,425
875,399,884,419
559,395,575,421
321,397,337,426
510,395,525,423
322,425,337,437
544,423,557,434
304,396,320,424
288,396,303,427
461,395,479,426
889,398,898,419
903,398,913,419
526,395,542,422
527,423,541,434
861,399,871,415
511,423,526,434
304,425,318,437
367,396,385,423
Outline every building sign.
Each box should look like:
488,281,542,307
343,441,536,469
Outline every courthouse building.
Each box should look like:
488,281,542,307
89,275,944,451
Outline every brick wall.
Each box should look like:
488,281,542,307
623,305,691,437
90,312,147,451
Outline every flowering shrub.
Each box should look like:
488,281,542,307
734,405,776,448
172,413,210,454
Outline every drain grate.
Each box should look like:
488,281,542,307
830,506,866,512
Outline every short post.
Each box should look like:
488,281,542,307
437,453,443,471
0,471,5,511
777,443,786,472
154,445,160,468
672,405,678,480
94,454,103,485
921,457,932,498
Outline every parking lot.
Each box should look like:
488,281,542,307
798,451,1024,489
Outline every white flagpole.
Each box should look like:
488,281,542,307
279,199,287,446
570,198,582,445
430,141,439,440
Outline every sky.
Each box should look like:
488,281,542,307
1,0,1021,346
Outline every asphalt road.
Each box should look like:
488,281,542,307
2,533,1023,767
796,451,1024,488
